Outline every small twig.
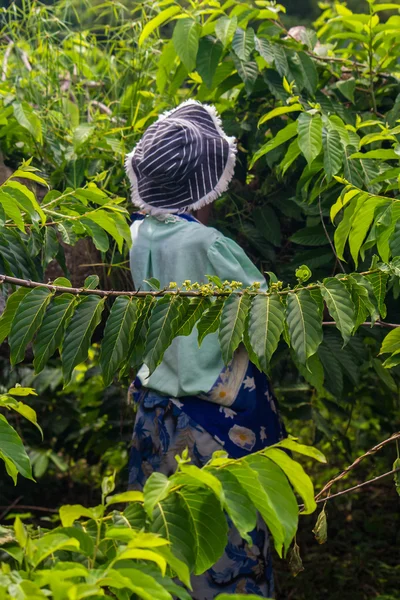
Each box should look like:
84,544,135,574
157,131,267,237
319,191,346,274
322,320,400,329
0,504,58,514
1,41,14,82
315,467,400,504
315,432,400,501
0,496,23,520
19,49,32,72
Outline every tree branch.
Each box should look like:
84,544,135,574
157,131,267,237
315,467,400,504
315,432,400,501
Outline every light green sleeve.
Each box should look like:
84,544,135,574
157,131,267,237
207,236,268,290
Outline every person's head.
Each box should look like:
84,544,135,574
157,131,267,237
125,100,236,216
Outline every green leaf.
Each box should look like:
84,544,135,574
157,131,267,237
346,275,378,329
320,278,355,344
59,504,103,527
246,294,285,373
144,472,174,519
350,149,400,160
393,458,400,496
0,287,31,345
9,288,53,365
228,462,285,557
100,296,138,386
215,16,237,47
276,438,327,463
0,192,25,232
176,297,211,337
197,298,224,344
336,78,355,103
232,55,258,94
290,225,330,247
196,37,222,89
258,104,303,127
271,44,289,77
250,122,298,168
219,294,251,364
348,197,388,266
111,567,172,600
279,139,301,175
253,205,281,246
62,296,105,383
334,200,358,260
0,414,33,481
139,5,181,46
86,210,124,252
297,51,318,95
81,217,110,252
13,102,43,143
286,290,323,364
211,468,257,543
33,294,76,374
144,296,184,373
366,271,388,319
232,27,255,61
4,181,46,224
264,448,316,514
178,487,228,575
322,128,343,182
144,278,161,291
244,455,298,553
31,533,80,568
84,275,99,289
3,398,42,437
150,493,196,571
297,113,323,165
380,328,400,355
106,491,144,505
173,18,201,72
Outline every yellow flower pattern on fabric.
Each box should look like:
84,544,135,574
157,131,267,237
228,425,256,451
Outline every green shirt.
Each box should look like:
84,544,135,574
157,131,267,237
129,215,267,397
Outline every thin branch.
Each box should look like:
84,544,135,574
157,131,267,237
1,41,13,82
0,504,58,515
322,320,400,329
315,467,400,504
315,432,400,501
319,191,346,274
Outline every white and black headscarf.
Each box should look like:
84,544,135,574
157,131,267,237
125,100,237,215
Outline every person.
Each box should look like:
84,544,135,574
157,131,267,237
125,100,285,598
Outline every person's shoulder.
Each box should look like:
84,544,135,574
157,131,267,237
178,218,222,246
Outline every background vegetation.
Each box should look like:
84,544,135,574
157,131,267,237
0,0,399,598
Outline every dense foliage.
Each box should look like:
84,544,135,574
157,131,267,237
0,0,399,598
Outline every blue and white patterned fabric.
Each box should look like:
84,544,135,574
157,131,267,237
128,356,284,599
125,100,237,215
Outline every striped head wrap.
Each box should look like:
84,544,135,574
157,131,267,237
125,100,237,215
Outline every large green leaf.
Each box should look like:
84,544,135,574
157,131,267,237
297,51,318,95
4,181,46,225
13,101,43,143
245,455,298,553
232,27,255,61
219,294,251,364
112,567,173,600
228,462,286,557
150,493,196,570
196,37,222,88
176,297,211,337
253,205,281,246
197,298,224,344
320,278,355,344
250,122,298,168
215,16,237,47
286,290,323,364
9,288,53,365
173,18,201,72
139,5,181,46
0,191,25,232
0,414,33,481
144,296,184,373
297,113,323,165
178,487,228,575
144,472,174,520
246,294,285,373
322,128,343,181
348,197,388,266
33,294,76,374
265,448,316,514
211,468,257,542
0,287,31,345
346,275,378,329
86,210,124,252
380,328,400,355
100,296,138,386
334,200,358,260
366,271,388,319
62,295,105,383
232,55,258,94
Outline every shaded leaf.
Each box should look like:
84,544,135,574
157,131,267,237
219,294,251,364
286,290,323,364
246,293,285,373
320,278,355,344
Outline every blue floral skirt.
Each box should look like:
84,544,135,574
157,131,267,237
128,362,284,599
